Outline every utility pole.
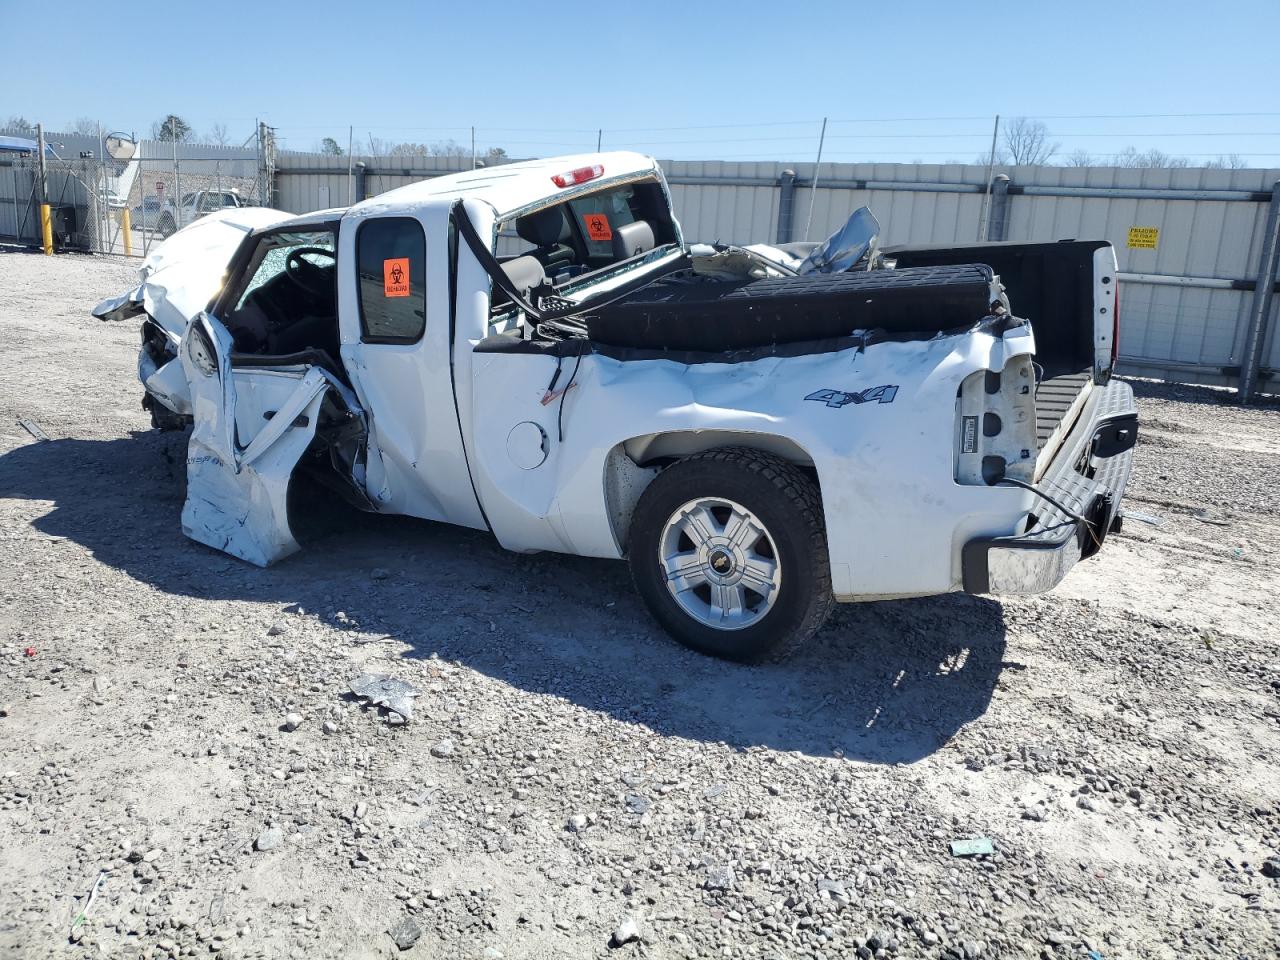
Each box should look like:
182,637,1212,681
471,126,476,170
347,125,354,204
978,115,1001,241
171,116,181,229
596,129,602,152
802,117,828,241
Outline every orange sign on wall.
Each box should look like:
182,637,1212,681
383,257,411,297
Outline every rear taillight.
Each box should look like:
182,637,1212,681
1111,281,1120,366
551,165,603,188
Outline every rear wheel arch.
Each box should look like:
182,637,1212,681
602,431,822,557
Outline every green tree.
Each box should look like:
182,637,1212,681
152,114,192,142
320,137,344,156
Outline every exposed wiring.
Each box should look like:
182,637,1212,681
996,476,1102,549
557,349,585,443
539,354,564,405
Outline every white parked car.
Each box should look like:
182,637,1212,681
135,189,248,237
95,152,1137,661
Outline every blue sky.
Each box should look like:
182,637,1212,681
4,0,1276,166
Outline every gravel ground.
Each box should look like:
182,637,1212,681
1,249,1278,960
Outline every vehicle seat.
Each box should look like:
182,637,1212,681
612,220,655,260
515,207,575,274
491,255,546,308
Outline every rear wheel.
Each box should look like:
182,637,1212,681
628,447,834,662
157,214,176,238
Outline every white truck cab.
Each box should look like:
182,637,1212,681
96,152,1138,661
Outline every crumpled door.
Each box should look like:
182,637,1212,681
179,313,338,566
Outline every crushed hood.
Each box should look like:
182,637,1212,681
92,207,294,334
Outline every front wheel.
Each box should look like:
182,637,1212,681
157,214,176,238
627,447,834,662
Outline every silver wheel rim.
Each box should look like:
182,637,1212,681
658,497,782,631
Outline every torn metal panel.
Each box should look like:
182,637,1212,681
179,314,342,567
347,674,420,721
138,346,192,417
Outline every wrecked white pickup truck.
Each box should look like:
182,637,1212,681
95,151,1137,661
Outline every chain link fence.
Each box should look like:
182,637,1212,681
1,138,266,258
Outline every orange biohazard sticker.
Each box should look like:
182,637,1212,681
383,257,410,298
582,213,612,242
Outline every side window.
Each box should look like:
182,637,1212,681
357,217,426,343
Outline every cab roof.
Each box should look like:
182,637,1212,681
350,151,662,220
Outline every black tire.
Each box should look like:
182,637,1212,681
158,214,176,238
628,447,834,662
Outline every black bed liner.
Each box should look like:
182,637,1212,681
1036,368,1092,451
583,264,997,352
887,240,1108,379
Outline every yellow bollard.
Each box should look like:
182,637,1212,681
121,208,133,257
40,203,54,256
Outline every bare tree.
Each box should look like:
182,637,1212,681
208,122,231,146
1002,117,1058,165
1113,146,1190,168
1064,149,1095,167
1203,154,1249,169
428,139,469,159
6,115,36,135
71,117,103,136
388,142,430,157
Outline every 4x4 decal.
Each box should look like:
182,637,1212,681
805,385,899,408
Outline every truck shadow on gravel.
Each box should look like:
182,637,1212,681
0,431,1008,763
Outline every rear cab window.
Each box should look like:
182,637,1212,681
567,188,638,261
357,217,427,343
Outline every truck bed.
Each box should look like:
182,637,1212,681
1035,367,1092,476
583,264,998,353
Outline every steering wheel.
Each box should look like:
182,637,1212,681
283,247,336,296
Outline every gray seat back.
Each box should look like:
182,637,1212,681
612,220,655,260
492,255,545,306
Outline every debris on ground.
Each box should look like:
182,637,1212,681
950,837,996,857
1124,509,1165,527
347,673,420,721
17,417,49,442
1192,507,1230,526
68,871,106,942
